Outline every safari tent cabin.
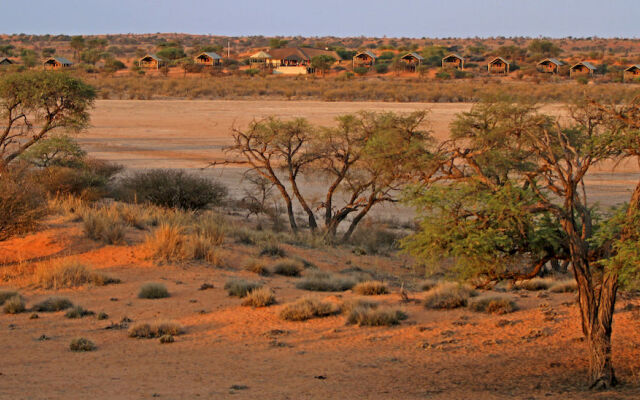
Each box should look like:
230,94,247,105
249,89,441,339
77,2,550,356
488,57,510,74
139,54,167,70
250,47,338,75
623,65,640,81
194,52,222,66
569,61,596,78
400,52,424,71
537,58,564,74
0,57,15,66
353,51,377,68
442,54,464,70
43,57,72,70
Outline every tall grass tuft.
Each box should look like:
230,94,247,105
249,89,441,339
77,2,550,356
34,259,120,289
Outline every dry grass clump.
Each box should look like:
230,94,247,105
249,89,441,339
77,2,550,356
259,243,286,258
423,282,476,309
194,214,226,246
32,297,73,312
143,224,189,263
241,287,276,307
244,258,270,276
34,259,120,289
296,271,356,292
3,295,26,314
82,207,126,244
0,290,19,305
70,338,96,352
271,260,303,277
128,321,184,338
468,295,518,314
420,279,438,291
138,283,170,299
353,281,388,296
346,306,408,326
143,222,224,265
549,279,578,293
224,278,262,298
279,297,339,321
65,306,95,319
516,277,555,291
340,298,379,314
159,334,175,344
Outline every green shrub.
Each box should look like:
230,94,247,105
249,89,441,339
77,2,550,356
3,295,26,314
374,63,389,74
423,282,475,309
0,168,47,241
353,281,388,295
271,260,303,277
241,287,276,307
224,278,262,298
279,297,339,321
296,271,356,292
128,321,183,338
347,306,408,326
37,159,122,201
353,66,369,76
117,169,227,210
65,305,95,319
32,297,73,312
70,337,96,352
468,295,517,314
138,283,170,299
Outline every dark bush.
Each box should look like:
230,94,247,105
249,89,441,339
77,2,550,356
0,167,47,241
374,64,389,74
117,169,227,210
36,158,122,201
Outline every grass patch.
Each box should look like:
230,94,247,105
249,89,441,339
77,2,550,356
138,283,170,299
259,243,285,258
423,282,476,309
143,224,189,263
516,277,554,291
296,271,356,292
65,306,95,319
549,279,578,293
340,298,379,314
353,281,388,295
3,295,26,314
0,290,19,305
244,259,270,276
224,278,262,298
82,207,126,244
271,260,303,277
159,334,175,344
34,259,120,289
32,297,73,312
128,321,184,338
279,297,339,321
347,306,408,326
420,279,438,291
468,294,518,314
241,287,276,307
70,337,96,352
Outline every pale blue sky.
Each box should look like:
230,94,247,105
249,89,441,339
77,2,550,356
1,0,637,38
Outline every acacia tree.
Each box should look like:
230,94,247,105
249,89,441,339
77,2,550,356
310,55,335,76
403,99,640,389
216,111,432,240
0,71,96,171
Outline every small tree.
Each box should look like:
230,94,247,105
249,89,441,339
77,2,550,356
70,35,85,61
403,98,640,389
0,71,96,171
311,55,335,77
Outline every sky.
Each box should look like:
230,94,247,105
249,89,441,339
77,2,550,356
0,0,638,38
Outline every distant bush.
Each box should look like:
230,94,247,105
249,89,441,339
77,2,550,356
128,321,183,338
32,297,73,312
271,260,303,277
420,279,438,291
224,278,262,298
0,168,47,241
138,283,170,299
279,297,339,321
0,290,19,305
241,287,276,307
346,306,408,326
516,277,554,291
353,66,369,76
549,279,578,293
374,64,389,74
423,282,475,309
3,295,26,314
117,169,227,210
37,159,123,201
349,224,399,255
259,243,286,258
468,295,517,314
353,281,388,296
296,271,356,292
65,305,95,319
70,338,96,352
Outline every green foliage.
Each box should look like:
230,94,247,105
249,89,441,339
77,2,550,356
156,46,185,60
373,63,388,74
269,38,288,49
353,66,369,76
420,46,447,67
311,55,336,74
19,134,86,168
528,39,562,57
